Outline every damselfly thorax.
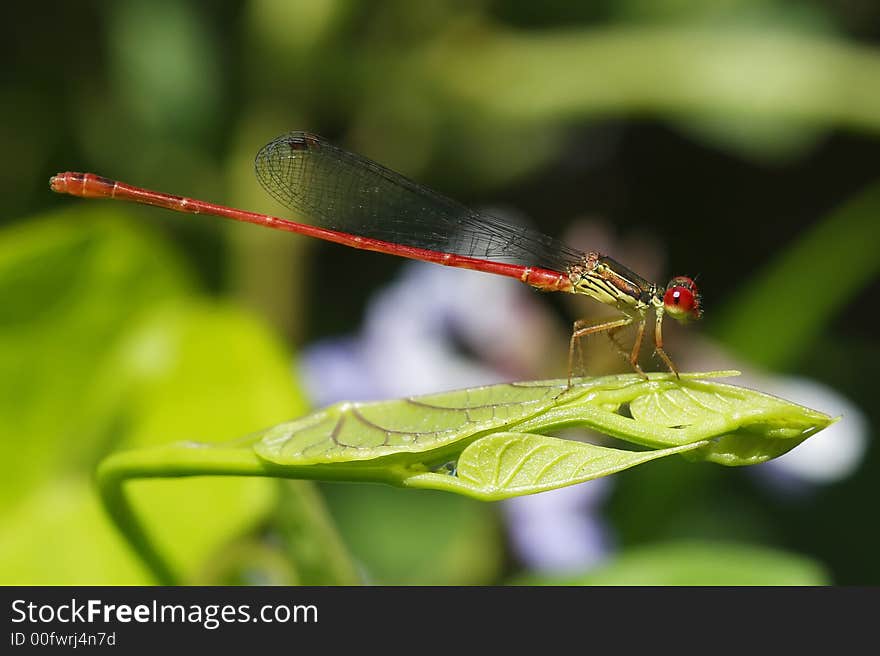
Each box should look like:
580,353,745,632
565,251,701,382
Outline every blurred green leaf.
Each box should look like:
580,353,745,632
422,27,880,133
107,0,221,139
674,114,824,163
110,302,306,579
321,483,501,585
0,210,313,584
712,181,880,368
0,478,151,585
612,0,835,34
248,0,345,57
513,540,829,585
0,208,191,511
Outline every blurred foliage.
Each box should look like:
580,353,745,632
0,210,315,583
713,181,880,369
512,540,829,585
3,0,879,584
322,484,502,585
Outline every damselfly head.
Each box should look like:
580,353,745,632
663,276,702,322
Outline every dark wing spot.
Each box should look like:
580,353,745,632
286,133,321,152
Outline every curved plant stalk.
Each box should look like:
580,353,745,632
96,371,836,583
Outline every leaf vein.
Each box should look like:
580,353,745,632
499,443,551,487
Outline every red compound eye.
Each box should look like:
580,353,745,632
663,276,702,321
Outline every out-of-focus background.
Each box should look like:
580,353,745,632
2,0,878,585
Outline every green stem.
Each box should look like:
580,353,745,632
95,442,386,585
95,444,270,584
274,481,363,585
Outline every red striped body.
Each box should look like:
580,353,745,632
49,171,573,293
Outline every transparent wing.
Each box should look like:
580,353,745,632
254,132,584,272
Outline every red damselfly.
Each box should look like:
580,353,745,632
50,132,702,380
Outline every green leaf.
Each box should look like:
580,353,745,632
626,380,836,465
513,541,829,586
111,302,308,579
0,211,315,584
254,379,568,465
0,478,152,585
101,371,835,550
406,432,706,501
249,372,835,487
95,366,834,582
